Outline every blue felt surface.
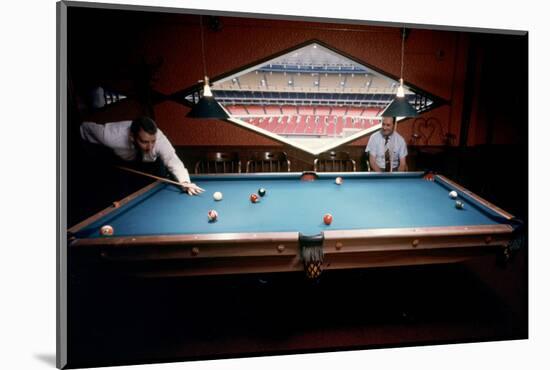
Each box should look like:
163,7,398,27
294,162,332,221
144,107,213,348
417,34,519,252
75,174,503,238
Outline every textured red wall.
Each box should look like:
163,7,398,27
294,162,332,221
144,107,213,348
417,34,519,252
138,14,469,148
70,9,527,150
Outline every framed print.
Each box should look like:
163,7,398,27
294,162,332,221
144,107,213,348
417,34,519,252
57,1,528,368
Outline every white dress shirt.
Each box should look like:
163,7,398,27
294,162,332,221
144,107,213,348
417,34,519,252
365,130,408,170
80,120,191,183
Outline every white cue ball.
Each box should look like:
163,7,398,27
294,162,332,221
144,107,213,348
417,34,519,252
449,190,458,199
213,191,223,201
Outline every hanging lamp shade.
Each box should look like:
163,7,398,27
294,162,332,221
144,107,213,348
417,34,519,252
382,78,418,117
381,79,418,117
186,15,229,120
381,97,418,117
186,76,229,119
381,28,419,118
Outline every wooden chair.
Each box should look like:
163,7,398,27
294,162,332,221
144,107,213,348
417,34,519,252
246,151,291,173
194,152,242,174
314,151,357,172
364,151,371,172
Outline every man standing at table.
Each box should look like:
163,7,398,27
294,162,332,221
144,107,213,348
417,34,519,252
366,117,408,172
80,116,204,195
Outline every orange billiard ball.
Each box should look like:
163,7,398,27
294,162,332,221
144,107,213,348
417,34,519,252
323,213,333,225
250,193,260,203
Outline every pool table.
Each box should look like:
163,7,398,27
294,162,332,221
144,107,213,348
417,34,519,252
68,172,523,278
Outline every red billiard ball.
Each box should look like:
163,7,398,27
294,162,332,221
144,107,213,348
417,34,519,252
250,193,260,203
424,173,435,181
100,225,114,236
323,213,333,225
208,209,218,222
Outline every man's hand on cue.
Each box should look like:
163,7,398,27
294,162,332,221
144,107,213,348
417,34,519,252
180,182,205,196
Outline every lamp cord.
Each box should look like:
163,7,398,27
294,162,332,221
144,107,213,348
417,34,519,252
400,27,405,81
200,15,207,78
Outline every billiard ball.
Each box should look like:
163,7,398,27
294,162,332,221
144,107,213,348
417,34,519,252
250,193,260,203
100,225,114,236
213,191,223,201
323,213,333,225
258,188,267,197
208,209,218,221
335,177,344,185
455,201,464,209
449,190,458,199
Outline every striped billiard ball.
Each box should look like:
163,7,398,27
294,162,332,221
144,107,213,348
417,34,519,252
208,209,218,222
100,225,114,236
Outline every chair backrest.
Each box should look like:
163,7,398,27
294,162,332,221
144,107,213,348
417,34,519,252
246,151,291,172
364,151,371,172
314,151,357,172
194,152,241,174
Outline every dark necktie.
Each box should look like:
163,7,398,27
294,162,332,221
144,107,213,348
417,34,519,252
384,136,391,172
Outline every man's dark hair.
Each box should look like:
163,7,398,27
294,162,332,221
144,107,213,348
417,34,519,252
130,116,158,136
381,116,397,125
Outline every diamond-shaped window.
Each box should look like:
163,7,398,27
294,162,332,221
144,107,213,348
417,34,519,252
181,40,444,155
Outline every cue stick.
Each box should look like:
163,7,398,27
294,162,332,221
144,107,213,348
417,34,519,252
391,118,398,172
115,165,183,187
